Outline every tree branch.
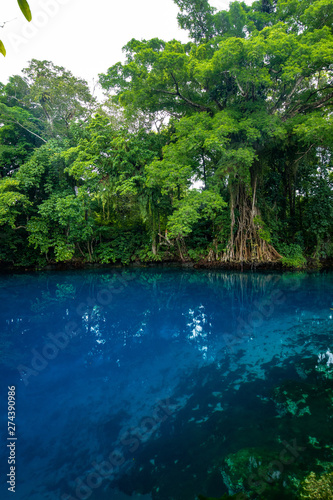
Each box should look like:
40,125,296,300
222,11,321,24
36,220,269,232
303,85,333,105
295,144,315,163
158,233,173,246
164,71,212,113
285,91,333,119
284,76,304,108
303,91,333,112
13,120,47,143
234,75,246,97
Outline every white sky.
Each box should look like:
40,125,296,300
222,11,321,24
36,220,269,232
0,0,248,88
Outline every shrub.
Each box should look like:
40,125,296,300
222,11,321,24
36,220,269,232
278,243,307,268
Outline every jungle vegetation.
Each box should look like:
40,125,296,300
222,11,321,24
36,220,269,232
0,0,332,268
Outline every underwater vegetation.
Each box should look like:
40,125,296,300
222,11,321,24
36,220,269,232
201,352,333,500
111,349,333,500
299,471,333,499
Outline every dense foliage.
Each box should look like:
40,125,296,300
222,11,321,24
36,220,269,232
0,0,332,268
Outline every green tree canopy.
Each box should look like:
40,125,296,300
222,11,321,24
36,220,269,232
0,0,332,268
99,0,333,262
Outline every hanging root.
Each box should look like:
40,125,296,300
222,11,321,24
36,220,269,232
222,188,282,263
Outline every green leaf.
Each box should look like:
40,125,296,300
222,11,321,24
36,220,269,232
17,0,32,22
0,40,6,57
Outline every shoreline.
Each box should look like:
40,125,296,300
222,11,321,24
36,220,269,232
1,257,332,274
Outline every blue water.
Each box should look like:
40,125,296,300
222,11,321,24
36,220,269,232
0,269,332,500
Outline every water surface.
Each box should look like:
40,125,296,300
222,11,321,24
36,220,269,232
0,269,332,499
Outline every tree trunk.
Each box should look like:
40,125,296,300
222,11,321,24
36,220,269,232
152,235,157,255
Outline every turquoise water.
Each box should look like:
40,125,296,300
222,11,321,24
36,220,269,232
0,269,332,500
